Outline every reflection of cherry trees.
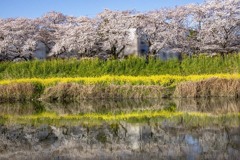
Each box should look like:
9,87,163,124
0,0,239,60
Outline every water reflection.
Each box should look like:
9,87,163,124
176,98,240,114
0,98,239,159
43,99,174,114
41,98,240,114
0,101,45,115
0,98,239,115
184,134,202,160
0,123,239,159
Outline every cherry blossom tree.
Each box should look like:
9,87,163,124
50,16,99,57
95,9,137,58
128,11,168,54
0,18,38,60
0,0,239,61
35,12,70,55
198,0,240,54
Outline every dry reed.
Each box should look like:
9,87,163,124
0,83,37,102
41,83,164,102
174,78,240,98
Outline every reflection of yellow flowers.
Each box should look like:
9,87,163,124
0,74,239,87
16,111,198,121
3,110,239,127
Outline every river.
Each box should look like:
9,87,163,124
0,98,239,160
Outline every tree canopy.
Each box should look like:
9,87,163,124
0,0,239,60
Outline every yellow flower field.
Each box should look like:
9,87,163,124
0,74,239,87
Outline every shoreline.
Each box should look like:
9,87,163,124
0,76,239,102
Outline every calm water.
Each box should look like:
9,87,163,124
0,98,239,160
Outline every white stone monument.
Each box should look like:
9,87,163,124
121,28,149,57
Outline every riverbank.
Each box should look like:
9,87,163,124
0,75,239,102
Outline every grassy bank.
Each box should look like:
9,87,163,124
0,55,240,102
1,110,239,127
0,55,240,79
0,76,240,102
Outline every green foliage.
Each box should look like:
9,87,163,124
0,54,239,79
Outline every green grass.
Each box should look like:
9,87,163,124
0,54,240,79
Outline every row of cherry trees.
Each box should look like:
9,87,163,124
0,0,239,60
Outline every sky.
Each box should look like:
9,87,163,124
0,0,204,19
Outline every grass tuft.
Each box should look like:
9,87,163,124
174,78,240,98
